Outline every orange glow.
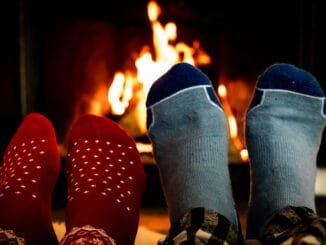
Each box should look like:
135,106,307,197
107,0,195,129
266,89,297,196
106,1,248,160
217,83,248,162
147,0,161,22
108,72,134,115
108,0,211,136
240,149,249,162
217,84,227,98
228,115,238,139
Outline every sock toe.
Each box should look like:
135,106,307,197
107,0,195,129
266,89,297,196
65,114,146,245
68,114,137,147
257,63,325,97
0,112,60,244
146,62,216,106
11,113,57,143
146,63,222,129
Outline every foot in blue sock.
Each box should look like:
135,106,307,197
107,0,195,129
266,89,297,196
245,63,326,238
146,62,239,229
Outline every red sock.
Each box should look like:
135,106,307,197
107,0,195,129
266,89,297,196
0,113,60,245
65,114,146,245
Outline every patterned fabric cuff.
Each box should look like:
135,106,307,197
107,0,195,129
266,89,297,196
0,228,25,245
258,206,326,245
60,225,116,245
158,207,241,245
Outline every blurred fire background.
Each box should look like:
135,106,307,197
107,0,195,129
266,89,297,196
0,0,325,166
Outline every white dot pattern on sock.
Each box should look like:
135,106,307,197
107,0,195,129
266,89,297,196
0,139,48,199
66,139,138,212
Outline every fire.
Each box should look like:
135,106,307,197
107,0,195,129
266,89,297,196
107,0,248,162
107,72,133,115
217,84,248,162
108,0,210,136
218,84,227,98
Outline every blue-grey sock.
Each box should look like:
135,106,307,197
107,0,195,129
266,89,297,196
245,63,326,238
146,63,239,229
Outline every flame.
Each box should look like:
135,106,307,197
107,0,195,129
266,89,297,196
106,0,249,161
217,84,248,162
228,115,238,139
108,0,211,136
147,0,161,22
240,149,249,162
218,84,227,98
108,72,133,115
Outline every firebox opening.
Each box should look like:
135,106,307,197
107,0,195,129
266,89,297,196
1,0,325,166
45,1,261,163
44,1,326,166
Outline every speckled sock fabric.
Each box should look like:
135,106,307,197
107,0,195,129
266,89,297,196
0,113,60,245
64,114,146,245
146,63,239,229
245,63,326,239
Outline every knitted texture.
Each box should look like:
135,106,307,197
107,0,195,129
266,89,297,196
146,63,239,229
245,63,326,238
0,113,60,245
65,114,146,245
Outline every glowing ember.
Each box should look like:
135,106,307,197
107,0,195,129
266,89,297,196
240,149,249,162
217,84,227,98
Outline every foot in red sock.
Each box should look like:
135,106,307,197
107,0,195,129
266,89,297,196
64,114,146,245
0,113,60,245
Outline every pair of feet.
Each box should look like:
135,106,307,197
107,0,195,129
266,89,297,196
0,113,146,244
0,62,325,244
146,62,326,239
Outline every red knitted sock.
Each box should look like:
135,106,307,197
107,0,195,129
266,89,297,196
0,113,60,245
65,114,146,245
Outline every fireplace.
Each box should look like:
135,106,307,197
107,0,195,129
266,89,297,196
0,0,325,166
